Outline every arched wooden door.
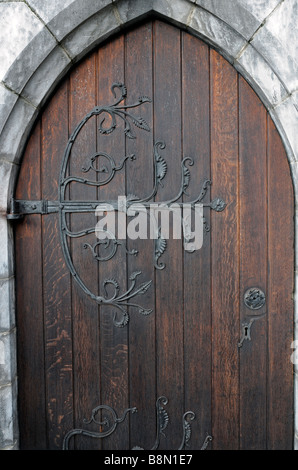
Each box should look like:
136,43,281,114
14,20,294,450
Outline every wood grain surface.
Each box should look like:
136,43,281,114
15,20,294,450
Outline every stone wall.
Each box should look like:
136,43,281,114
0,0,297,450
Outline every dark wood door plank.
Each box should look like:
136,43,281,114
210,50,240,450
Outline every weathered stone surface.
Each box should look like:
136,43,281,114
236,0,282,22
152,0,194,25
195,0,260,40
116,0,194,28
3,28,57,96
189,5,246,59
0,98,37,164
115,0,154,23
26,0,78,23
0,2,43,83
40,0,112,42
62,4,120,61
21,46,72,107
235,44,288,108
273,97,298,162
0,160,17,213
0,214,14,279
0,329,16,386
0,381,18,449
251,1,298,94
266,0,297,66
0,85,18,137
0,278,15,332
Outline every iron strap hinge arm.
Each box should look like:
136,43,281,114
7,199,59,219
6,198,106,220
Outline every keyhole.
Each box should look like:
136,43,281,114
244,325,249,337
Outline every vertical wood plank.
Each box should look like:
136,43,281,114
267,117,294,449
154,20,184,450
15,122,47,449
97,35,129,450
125,22,156,450
210,50,240,450
69,52,100,449
41,81,73,450
239,77,267,449
182,32,212,449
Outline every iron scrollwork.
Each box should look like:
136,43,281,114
58,83,154,326
63,396,212,450
132,396,213,451
8,82,227,324
97,271,153,328
62,404,137,450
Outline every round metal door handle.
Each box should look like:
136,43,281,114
244,287,266,310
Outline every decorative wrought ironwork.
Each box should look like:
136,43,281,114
132,396,212,451
97,82,151,139
244,287,266,310
62,404,137,450
132,396,169,450
8,82,227,320
63,396,212,450
98,271,153,328
178,411,196,450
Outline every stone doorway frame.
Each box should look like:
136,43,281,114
0,0,297,450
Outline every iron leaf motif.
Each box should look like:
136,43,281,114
131,396,212,451
98,82,152,139
154,228,167,270
97,271,153,328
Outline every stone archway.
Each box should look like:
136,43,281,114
0,0,297,450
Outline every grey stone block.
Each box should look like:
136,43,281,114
0,329,16,386
3,28,57,96
0,85,18,137
26,0,79,23
43,0,113,42
236,0,281,22
62,4,121,62
0,98,37,164
235,44,288,108
115,0,154,24
152,0,195,26
0,2,44,83
251,9,298,94
0,215,15,279
0,277,15,333
0,160,18,213
195,0,261,40
0,380,18,449
21,46,72,108
189,5,247,60
271,0,297,67
273,97,298,162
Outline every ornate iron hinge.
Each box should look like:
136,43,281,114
8,83,227,327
